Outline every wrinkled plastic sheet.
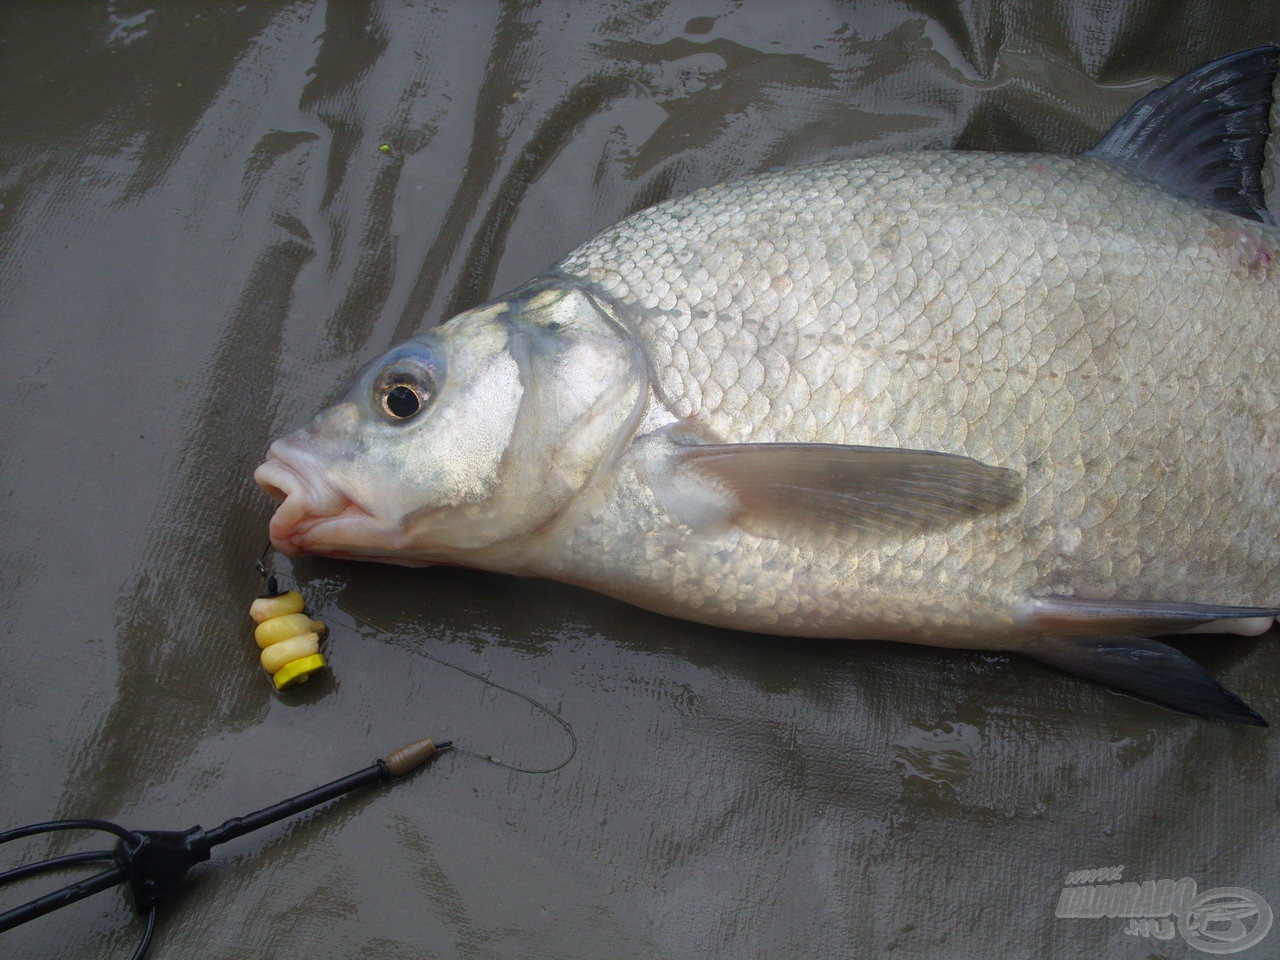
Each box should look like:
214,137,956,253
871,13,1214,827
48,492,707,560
2,3,1277,957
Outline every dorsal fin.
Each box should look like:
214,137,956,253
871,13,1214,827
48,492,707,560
1086,45,1279,224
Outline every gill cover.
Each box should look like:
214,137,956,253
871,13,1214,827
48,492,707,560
399,279,649,557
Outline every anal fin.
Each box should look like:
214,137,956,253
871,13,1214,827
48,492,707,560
1024,635,1266,726
1015,596,1280,637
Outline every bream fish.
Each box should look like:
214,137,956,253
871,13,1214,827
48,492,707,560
257,47,1280,724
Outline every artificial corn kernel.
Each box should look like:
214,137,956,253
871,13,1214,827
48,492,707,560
250,589,329,689
249,590,305,624
273,653,326,690
255,612,316,649
260,632,320,673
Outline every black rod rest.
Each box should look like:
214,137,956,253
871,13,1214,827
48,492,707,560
0,736,450,957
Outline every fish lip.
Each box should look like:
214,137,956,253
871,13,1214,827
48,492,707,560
254,440,373,557
323,549,438,568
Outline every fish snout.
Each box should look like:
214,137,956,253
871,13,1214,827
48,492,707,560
254,444,352,556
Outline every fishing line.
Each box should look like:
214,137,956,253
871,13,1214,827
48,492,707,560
257,548,577,775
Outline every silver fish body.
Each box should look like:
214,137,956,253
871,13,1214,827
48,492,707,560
545,150,1280,647
257,48,1280,722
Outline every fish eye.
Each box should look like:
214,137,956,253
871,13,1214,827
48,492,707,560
374,364,435,422
383,381,423,419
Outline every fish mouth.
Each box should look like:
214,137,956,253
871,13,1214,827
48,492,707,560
255,442,376,558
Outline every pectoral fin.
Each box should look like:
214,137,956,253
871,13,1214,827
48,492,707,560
1024,635,1266,726
672,440,1022,542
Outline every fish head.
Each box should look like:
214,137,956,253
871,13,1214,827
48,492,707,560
255,282,647,568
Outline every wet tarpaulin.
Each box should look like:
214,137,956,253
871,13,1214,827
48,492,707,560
2,2,1278,958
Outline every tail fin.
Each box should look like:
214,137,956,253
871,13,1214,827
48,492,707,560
1087,45,1279,224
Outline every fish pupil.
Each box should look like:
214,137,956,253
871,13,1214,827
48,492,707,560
384,384,421,419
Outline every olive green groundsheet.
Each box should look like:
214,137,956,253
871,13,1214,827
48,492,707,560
2,3,1277,957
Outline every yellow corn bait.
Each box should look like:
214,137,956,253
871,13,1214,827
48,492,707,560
250,589,327,689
